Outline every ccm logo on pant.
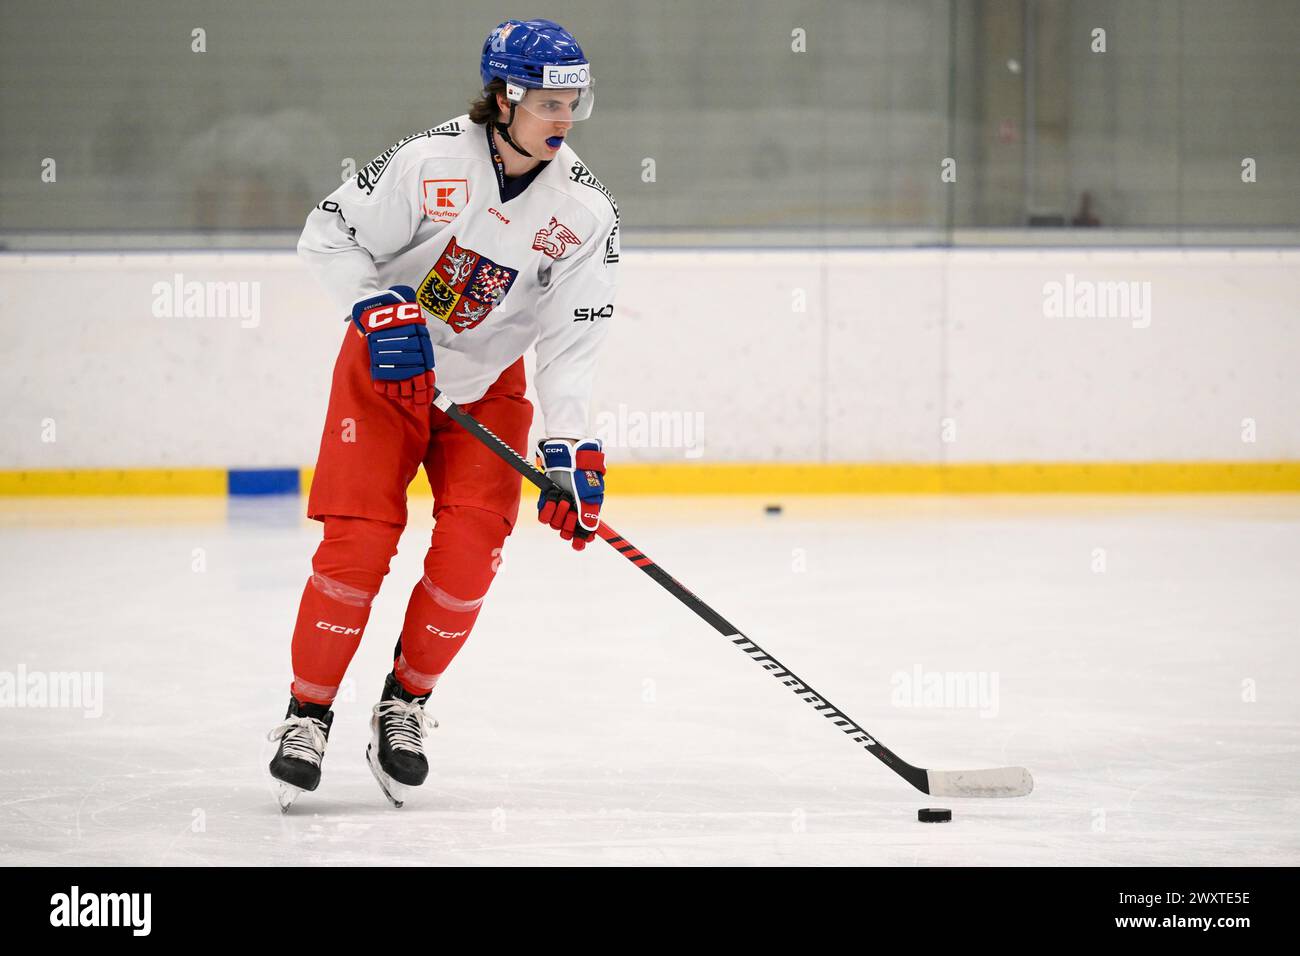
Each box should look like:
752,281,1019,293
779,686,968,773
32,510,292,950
425,624,468,640
316,621,362,636
366,302,421,329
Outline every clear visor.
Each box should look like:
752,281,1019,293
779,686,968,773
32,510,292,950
510,83,595,122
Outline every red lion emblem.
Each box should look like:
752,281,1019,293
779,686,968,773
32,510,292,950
531,217,582,259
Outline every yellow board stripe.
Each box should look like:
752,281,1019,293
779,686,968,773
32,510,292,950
605,461,1300,494
0,469,227,496
3,462,1298,497
280,467,490,500
299,466,441,500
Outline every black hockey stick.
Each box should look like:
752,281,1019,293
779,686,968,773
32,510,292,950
433,390,1032,798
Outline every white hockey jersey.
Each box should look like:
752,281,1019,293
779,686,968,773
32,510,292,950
298,114,620,438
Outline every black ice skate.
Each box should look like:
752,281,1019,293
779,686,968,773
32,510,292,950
366,672,438,808
267,697,334,813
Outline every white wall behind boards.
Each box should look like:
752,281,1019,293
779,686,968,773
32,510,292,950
1,248,1296,468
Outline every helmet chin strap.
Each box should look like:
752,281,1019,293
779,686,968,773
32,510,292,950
493,102,534,159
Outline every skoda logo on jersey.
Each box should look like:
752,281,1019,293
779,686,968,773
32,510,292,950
543,63,590,88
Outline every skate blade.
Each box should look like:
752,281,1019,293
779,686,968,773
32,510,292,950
272,779,304,813
366,741,407,809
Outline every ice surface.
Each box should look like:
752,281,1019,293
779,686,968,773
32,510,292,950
1,494,1297,866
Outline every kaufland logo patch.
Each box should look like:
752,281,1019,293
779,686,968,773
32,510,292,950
543,63,590,88
422,179,468,223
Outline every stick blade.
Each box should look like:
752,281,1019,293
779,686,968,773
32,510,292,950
927,766,1033,798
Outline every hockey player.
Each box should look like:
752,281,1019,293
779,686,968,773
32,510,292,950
267,18,619,810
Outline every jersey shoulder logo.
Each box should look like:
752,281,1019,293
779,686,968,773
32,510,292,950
416,236,519,334
568,161,617,213
568,161,620,265
356,120,466,195
531,216,583,259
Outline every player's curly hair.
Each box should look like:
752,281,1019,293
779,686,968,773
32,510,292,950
468,78,508,126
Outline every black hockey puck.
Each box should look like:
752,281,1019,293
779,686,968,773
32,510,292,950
764,504,783,515
918,807,952,823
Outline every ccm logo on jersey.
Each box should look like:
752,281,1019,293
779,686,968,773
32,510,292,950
316,621,362,636
365,302,421,329
573,304,614,322
422,179,468,223
532,216,582,259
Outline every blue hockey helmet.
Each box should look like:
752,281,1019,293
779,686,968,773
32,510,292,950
480,19,594,122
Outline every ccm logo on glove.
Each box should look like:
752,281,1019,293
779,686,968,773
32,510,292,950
350,286,437,409
365,302,422,329
536,437,606,551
